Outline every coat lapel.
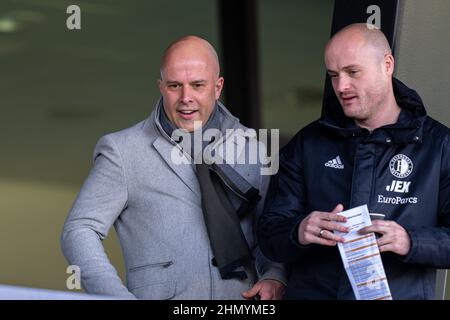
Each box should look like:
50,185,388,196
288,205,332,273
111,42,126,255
152,136,201,198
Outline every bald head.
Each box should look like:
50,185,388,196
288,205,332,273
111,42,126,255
326,23,392,62
160,36,220,79
324,23,399,131
158,36,224,132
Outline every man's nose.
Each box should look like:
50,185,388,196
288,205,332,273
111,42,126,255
180,86,193,104
336,75,351,94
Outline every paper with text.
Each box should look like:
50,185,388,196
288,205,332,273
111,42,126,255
335,205,392,300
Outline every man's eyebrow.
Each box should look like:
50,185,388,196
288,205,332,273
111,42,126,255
327,65,361,73
191,79,207,84
343,64,361,70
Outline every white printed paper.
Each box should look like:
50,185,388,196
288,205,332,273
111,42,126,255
335,205,392,300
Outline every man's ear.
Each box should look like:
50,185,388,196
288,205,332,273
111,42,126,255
384,54,395,76
215,77,224,100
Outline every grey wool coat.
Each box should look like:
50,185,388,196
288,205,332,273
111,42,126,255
61,99,286,299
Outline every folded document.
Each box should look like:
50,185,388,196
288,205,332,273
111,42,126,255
335,205,392,300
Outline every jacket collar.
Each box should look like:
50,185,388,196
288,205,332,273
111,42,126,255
147,98,244,197
319,78,427,144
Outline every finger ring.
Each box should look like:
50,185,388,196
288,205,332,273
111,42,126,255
319,229,326,237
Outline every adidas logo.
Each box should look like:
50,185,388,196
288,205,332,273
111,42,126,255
325,156,344,169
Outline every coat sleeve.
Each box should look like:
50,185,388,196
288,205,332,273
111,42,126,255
61,134,136,299
402,135,450,268
253,169,287,285
258,132,322,264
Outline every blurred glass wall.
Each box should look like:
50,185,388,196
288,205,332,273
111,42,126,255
259,0,333,138
0,0,219,291
2,0,334,292
6,0,447,299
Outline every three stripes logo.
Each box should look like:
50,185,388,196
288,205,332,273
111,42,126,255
325,156,344,169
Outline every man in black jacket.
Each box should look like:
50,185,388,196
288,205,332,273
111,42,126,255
258,23,450,299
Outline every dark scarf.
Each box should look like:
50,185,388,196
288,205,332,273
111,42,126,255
159,101,260,282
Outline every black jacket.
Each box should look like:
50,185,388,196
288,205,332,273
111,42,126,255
258,78,450,300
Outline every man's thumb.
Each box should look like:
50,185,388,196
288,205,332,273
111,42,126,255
242,283,259,299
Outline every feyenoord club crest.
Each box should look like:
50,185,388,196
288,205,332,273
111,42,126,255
389,154,413,178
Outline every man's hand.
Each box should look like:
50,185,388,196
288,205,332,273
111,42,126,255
298,204,349,246
242,279,286,300
359,220,411,256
